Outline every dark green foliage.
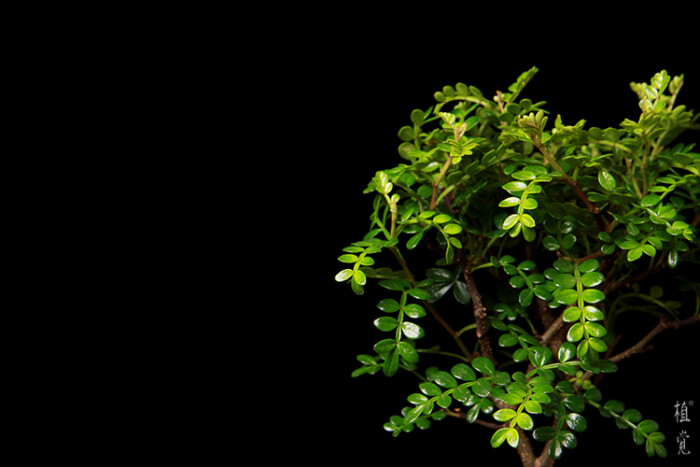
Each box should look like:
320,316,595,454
335,68,699,464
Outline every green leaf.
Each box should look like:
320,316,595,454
584,322,607,338
604,400,625,414
436,393,452,409
401,321,424,339
379,278,411,291
622,409,642,423
516,412,534,430
433,371,458,389
408,288,432,300
563,306,582,322
406,231,423,250
433,214,451,224
397,341,419,363
451,363,476,381
398,125,415,142
534,426,556,442
598,169,617,191
642,244,657,257
577,259,600,273
520,213,536,228
553,273,577,288
582,306,604,321
444,223,463,235
472,378,492,397
553,259,575,273
491,428,510,448
499,393,525,406
502,181,528,194
519,288,534,307
404,405,424,425
472,356,496,376
353,269,367,286
420,381,442,396
335,269,354,282
499,197,521,207
506,428,520,448
502,214,520,230
543,235,560,251
410,108,425,126
557,289,580,306
557,431,577,449
581,289,605,304
374,316,399,332
641,194,661,207
453,281,471,305
567,323,584,342
530,346,553,367
499,333,520,347
521,198,538,210
627,247,644,262
404,303,426,318
408,393,429,405
588,337,608,352
383,348,400,376
580,272,604,287
524,400,543,414
337,254,359,263
493,408,517,421
373,338,397,354
377,298,401,313
638,419,659,434
577,340,589,359
558,341,576,363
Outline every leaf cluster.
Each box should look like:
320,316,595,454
334,67,699,463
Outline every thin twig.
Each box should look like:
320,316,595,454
609,316,699,363
442,408,503,430
390,246,473,361
530,134,605,233
540,314,564,346
601,262,667,295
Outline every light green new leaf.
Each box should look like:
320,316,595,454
493,408,517,422
499,197,521,207
598,169,616,191
516,413,534,430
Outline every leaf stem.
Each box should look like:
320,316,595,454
609,316,699,363
430,155,453,210
389,245,473,360
529,134,602,220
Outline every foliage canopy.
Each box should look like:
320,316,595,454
334,67,699,465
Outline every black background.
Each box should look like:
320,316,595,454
287,17,700,466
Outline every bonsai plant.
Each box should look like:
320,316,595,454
333,67,699,466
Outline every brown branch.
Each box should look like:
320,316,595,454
390,246,472,360
461,265,495,363
515,429,537,467
530,134,605,232
609,316,699,363
442,408,503,430
535,442,555,467
526,243,553,330
540,313,564,346
422,299,473,361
